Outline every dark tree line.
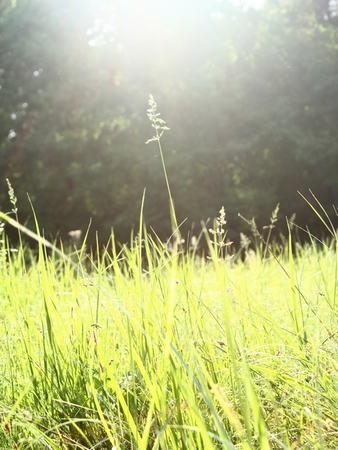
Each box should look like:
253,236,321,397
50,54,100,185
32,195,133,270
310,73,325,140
0,0,337,246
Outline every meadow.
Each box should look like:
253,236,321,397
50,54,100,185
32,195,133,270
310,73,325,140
0,97,337,449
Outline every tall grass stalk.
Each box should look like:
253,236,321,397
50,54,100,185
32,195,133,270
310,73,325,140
146,94,178,234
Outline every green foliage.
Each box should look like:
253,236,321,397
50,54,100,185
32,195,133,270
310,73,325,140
0,0,337,243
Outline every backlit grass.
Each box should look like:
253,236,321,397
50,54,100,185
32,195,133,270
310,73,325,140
0,96,337,449
0,211,337,449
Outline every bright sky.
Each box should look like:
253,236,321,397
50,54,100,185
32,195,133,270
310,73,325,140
84,0,267,50
235,0,265,9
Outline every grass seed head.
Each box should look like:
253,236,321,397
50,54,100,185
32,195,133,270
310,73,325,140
145,94,170,144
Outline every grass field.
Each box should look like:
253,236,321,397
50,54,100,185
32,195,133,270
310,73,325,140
0,203,337,449
1,97,337,449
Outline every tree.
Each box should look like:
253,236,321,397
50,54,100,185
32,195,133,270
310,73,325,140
1,0,337,246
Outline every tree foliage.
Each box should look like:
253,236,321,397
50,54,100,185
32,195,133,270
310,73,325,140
0,0,337,245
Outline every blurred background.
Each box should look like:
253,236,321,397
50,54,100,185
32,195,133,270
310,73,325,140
0,0,337,247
